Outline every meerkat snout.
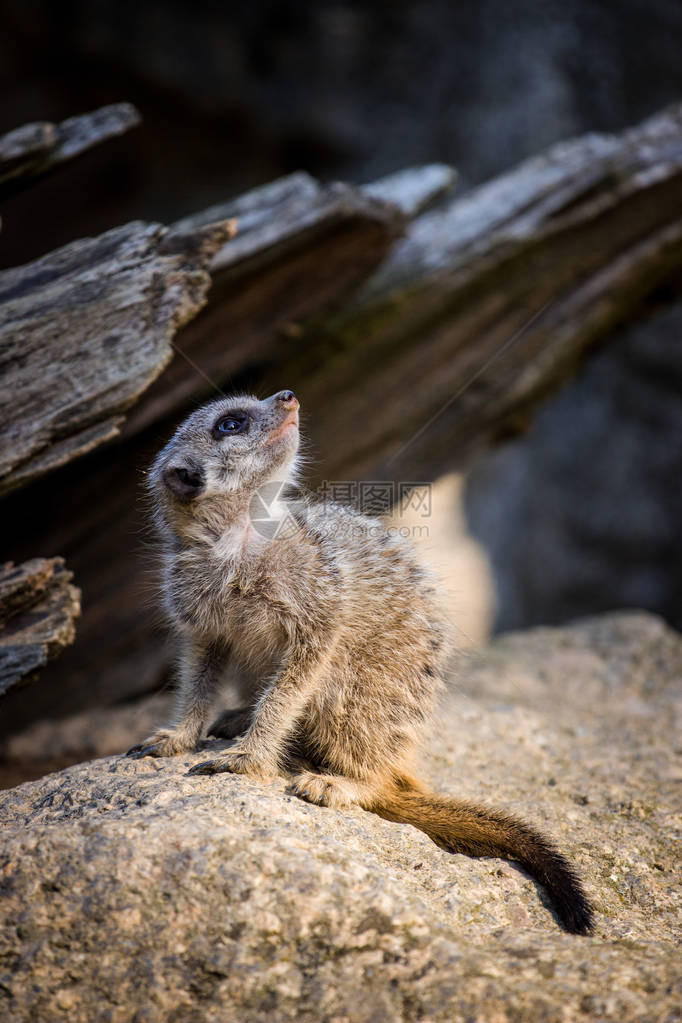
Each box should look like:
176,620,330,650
269,390,299,440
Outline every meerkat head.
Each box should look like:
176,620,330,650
149,390,301,525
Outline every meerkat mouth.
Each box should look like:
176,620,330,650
267,412,299,443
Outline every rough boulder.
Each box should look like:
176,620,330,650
0,611,679,1022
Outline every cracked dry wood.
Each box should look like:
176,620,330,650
274,103,682,482
0,158,406,703
0,217,236,497
0,103,141,202
0,559,81,696
122,174,407,435
0,172,405,497
115,105,682,484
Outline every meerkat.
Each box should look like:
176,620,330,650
128,389,593,935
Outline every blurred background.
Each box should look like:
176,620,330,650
1,0,681,780
3,0,682,262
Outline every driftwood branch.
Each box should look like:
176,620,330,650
0,559,80,696
0,104,141,203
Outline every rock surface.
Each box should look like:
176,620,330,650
0,611,680,1023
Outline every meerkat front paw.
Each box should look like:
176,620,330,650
187,745,274,778
126,729,193,759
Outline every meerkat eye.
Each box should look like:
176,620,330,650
214,412,249,437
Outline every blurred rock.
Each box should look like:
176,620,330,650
1,611,679,1021
388,473,495,647
0,692,173,789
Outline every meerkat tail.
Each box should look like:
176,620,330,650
372,784,594,935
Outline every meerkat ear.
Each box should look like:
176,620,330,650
162,464,204,500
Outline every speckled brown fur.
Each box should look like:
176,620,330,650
128,390,593,934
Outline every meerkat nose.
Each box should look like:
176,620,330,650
276,390,298,409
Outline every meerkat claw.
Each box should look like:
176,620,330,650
127,743,161,758
187,759,221,775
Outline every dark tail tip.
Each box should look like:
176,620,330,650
555,886,594,935
535,849,594,935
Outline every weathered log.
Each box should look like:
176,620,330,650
0,102,143,700
264,104,682,482
361,163,457,217
0,559,80,696
0,104,141,202
0,217,236,497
